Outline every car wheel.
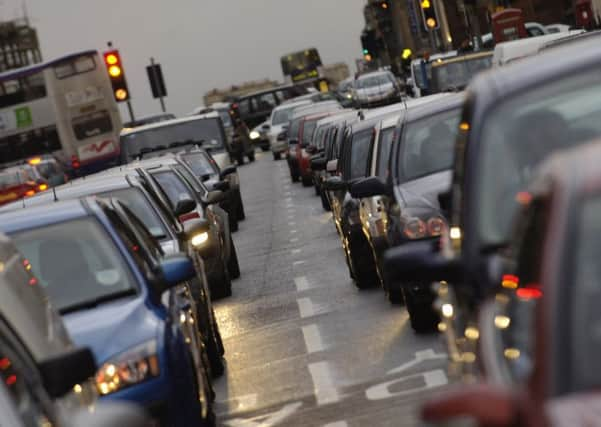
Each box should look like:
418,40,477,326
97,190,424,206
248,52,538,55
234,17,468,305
229,215,239,232
404,290,439,334
210,259,232,300
248,151,256,162
236,151,245,165
348,236,379,289
320,191,331,211
236,190,246,221
273,152,281,160
290,171,300,182
387,289,405,305
206,331,225,377
227,236,241,279
314,182,320,196
188,346,215,427
301,175,313,187
261,145,270,152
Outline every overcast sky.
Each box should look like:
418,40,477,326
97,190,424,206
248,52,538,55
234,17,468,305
0,0,366,118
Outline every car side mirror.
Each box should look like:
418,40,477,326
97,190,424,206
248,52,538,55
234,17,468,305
261,123,270,130
212,180,230,192
220,165,237,179
159,253,196,291
203,190,226,205
38,347,96,398
323,176,347,191
70,402,151,427
421,385,521,427
174,198,196,217
289,138,298,145
350,176,391,198
383,238,462,284
310,156,327,171
326,159,338,173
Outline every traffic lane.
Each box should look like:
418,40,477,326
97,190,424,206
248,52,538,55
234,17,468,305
213,153,451,426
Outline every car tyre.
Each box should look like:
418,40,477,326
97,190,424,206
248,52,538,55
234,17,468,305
320,191,331,211
236,190,246,221
229,216,239,232
206,333,225,378
189,348,216,427
348,239,379,289
227,236,241,279
290,171,300,182
387,289,405,305
405,291,439,334
261,146,270,152
248,151,256,162
301,175,313,187
273,152,281,160
210,259,232,300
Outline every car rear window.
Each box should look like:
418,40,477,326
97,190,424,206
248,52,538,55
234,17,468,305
152,170,196,209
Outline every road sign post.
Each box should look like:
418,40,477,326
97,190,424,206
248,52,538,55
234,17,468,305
146,58,167,113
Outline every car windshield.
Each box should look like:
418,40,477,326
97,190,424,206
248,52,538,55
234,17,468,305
11,217,137,313
272,108,291,126
217,109,232,128
570,195,601,393
350,128,373,179
397,108,461,183
477,69,601,246
121,118,225,162
152,170,196,209
356,74,393,90
182,152,219,178
432,56,492,91
288,118,302,142
302,119,319,145
99,188,169,240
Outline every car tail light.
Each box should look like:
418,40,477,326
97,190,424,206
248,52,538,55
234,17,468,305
38,183,48,192
427,217,445,236
516,284,542,300
403,218,427,239
71,155,81,169
179,211,200,223
24,189,36,197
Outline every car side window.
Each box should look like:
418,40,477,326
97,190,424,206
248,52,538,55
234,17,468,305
238,99,251,115
257,92,277,111
175,165,208,198
120,204,164,261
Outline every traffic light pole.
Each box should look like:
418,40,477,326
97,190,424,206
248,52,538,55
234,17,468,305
126,101,135,123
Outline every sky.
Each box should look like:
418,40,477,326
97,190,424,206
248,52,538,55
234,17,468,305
0,0,366,119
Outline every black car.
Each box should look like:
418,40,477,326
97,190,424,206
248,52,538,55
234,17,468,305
230,85,308,131
2,169,228,377
386,35,601,343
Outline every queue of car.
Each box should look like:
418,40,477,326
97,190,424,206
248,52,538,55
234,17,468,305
0,94,262,425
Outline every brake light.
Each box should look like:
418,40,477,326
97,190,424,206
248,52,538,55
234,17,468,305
38,184,48,192
516,284,542,300
24,190,35,197
179,211,200,223
502,274,519,289
427,217,445,236
403,218,427,239
71,155,81,169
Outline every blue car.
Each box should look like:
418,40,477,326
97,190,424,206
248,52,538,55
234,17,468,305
0,197,215,426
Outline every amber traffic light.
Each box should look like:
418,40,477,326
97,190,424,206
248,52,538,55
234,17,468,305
103,50,130,103
420,0,439,30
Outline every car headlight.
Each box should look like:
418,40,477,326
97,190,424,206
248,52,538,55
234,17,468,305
190,231,209,247
249,130,261,140
95,340,160,396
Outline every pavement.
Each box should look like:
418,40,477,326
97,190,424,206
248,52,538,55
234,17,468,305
213,152,452,427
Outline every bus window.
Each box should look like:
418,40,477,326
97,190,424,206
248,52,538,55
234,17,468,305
0,72,47,108
53,55,96,79
72,110,113,140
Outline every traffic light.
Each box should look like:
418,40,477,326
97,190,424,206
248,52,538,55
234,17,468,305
420,0,440,31
103,50,130,102
361,30,378,62
374,1,393,34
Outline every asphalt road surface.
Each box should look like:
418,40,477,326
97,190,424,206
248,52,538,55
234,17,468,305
213,152,452,427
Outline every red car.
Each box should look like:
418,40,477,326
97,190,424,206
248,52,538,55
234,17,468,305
421,142,601,427
296,112,341,187
0,166,48,206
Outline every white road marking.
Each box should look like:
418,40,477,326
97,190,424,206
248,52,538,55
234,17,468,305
291,249,302,254
290,237,299,243
294,276,311,291
324,422,349,427
308,362,341,406
387,349,448,375
216,393,258,410
293,260,306,266
290,229,298,234
365,369,448,401
302,324,325,353
288,221,296,226
224,402,302,427
297,297,316,318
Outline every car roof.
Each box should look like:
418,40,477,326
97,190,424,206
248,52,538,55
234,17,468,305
404,92,465,122
468,35,601,115
120,113,219,136
291,101,341,120
315,110,359,128
273,99,312,111
237,84,297,99
361,101,406,120
431,51,492,68
0,198,89,234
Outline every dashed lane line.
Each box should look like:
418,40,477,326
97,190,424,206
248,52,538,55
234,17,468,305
308,361,341,406
302,324,325,353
